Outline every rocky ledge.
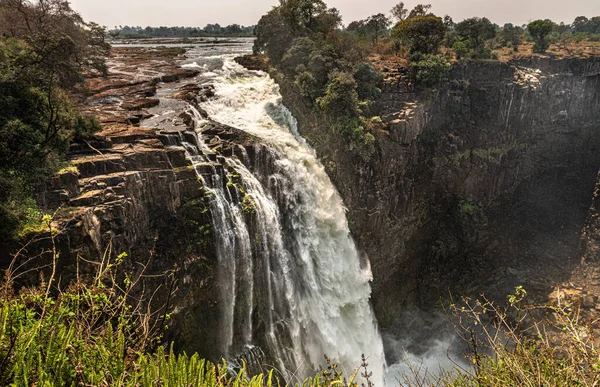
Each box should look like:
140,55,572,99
9,46,257,361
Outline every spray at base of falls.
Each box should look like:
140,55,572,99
168,51,386,384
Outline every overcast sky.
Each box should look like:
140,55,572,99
70,0,600,29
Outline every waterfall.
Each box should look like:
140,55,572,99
177,48,386,385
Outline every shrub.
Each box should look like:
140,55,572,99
317,72,360,118
353,62,382,100
0,236,377,387
452,40,469,59
281,37,317,75
296,70,320,100
410,54,451,87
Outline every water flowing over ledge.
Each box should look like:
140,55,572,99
173,46,386,384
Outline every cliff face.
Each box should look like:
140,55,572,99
278,57,600,330
1,47,254,362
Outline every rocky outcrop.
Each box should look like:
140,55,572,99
274,56,600,332
2,47,256,362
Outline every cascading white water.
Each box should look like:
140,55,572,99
172,41,386,384
196,57,386,384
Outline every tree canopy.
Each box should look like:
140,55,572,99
527,19,554,53
393,15,446,56
0,0,106,239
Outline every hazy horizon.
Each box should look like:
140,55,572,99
70,0,600,29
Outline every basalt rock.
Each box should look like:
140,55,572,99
268,55,600,333
3,47,258,363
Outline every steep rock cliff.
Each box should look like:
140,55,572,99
276,57,600,331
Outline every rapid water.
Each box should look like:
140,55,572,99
174,41,386,384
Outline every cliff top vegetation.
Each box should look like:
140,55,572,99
251,0,600,160
0,0,109,240
107,24,256,39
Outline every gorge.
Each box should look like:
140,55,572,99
5,38,600,385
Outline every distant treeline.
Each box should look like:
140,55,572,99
108,24,255,39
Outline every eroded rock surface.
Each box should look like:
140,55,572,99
272,55,600,335
19,47,258,361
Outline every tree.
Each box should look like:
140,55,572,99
365,13,391,44
317,71,360,118
408,4,432,19
501,23,523,52
0,0,104,239
455,17,496,57
527,19,553,53
390,2,408,22
353,62,382,100
393,15,445,56
554,22,571,39
572,16,590,33
281,37,316,74
254,8,294,63
0,0,110,87
253,0,341,62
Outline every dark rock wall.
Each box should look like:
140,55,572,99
278,57,600,332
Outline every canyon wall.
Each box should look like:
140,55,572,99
277,57,600,331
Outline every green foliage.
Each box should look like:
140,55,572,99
459,199,479,215
0,256,273,387
455,17,497,58
295,70,320,99
255,0,386,160
390,2,408,22
0,0,106,240
393,15,446,55
528,19,554,53
501,23,524,51
241,194,258,215
253,0,341,63
410,54,451,87
0,245,376,387
364,13,392,44
452,40,469,59
572,16,600,34
407,4,433,19
424,289,600,387
281,37,317,74
318,72,360,118
353,62,382,100
182,197,213,250
334,117,376,160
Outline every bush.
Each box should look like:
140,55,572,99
281,37,316,75
411,54,451,87
317,72,360,118
452,40,469,59
0,240,376,387
0,1,107,240
403,288,600,386
353,62,382,100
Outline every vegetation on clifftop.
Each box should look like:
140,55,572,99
252,0,600,160
0,0,108,240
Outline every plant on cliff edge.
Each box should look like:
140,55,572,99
528,19,554,53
